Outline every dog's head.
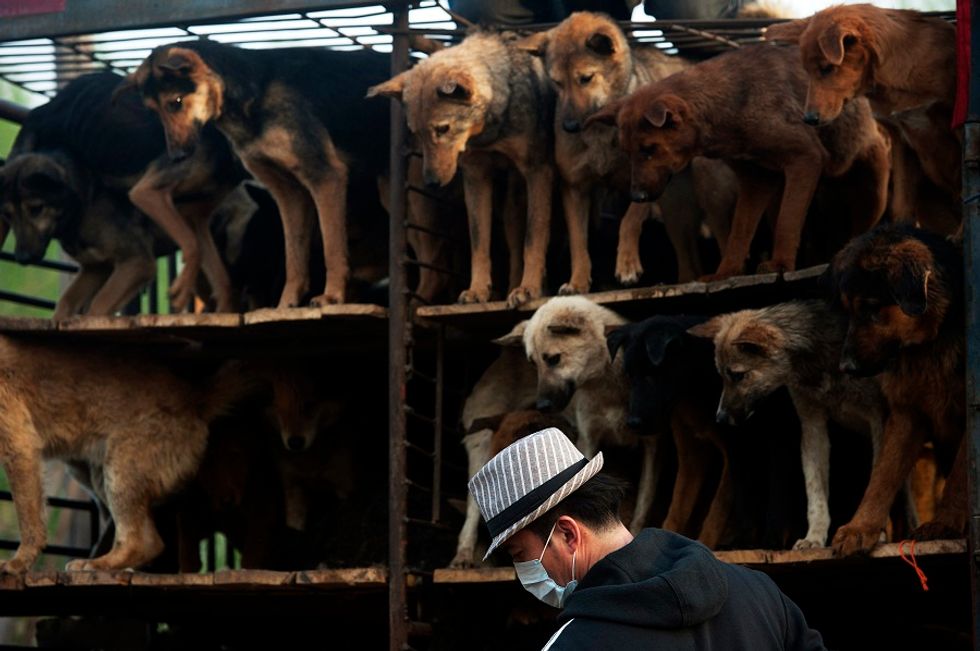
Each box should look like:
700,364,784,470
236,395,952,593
125,45,225,161
688,310,792,426
828,225,954,376
0,154,79,264
267,369,345,452
765,8,879,125
518,12,631,133
369,56,489,188
494,296,626,413
584,89,697,202
606,316,708,431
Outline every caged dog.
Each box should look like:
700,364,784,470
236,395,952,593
9,71,244,313
0,340,254,573
586,43,891,281
369,30,557,308
765,5,960,228
127,40,391,308
828,224,966,556
607,315,733,549
518,11,736,286
688,300,917,550
495,296,659,535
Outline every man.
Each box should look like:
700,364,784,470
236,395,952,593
468,427,827,650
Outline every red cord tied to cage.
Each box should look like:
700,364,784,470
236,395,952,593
898,539,929,592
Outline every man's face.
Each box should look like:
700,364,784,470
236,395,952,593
504,521,576,587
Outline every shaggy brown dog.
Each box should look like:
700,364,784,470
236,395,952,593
587,43,890,280
828,224,965,556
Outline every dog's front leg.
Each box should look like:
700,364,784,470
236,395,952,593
243,158,314,308
86,257,157,316
833,408,925,556
703,164,777,281
181,198,239,313
508,163,554,308
0,400,46,574
451,429,492,567
629,436,658,535
758,158,821,275
698,428,733,550
305,147,351,306
914,432,968,540
54,267,111,320
662,423,704,537
794,402,831,549
558,180,592,295
615,201,650,286
458,157,495,304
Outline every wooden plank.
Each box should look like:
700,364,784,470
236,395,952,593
130,572,214,587
0,573,25,591
57,315,140,332
59,570,132,587
24,571,58,588
243,304,387,326
295,567,387,587
433,567,516,584
0,316,56,333
133,314,243,329
213,569,294,587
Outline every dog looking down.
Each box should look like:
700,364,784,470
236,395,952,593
829,224,966,555
128,41,391,308
0,342,254,573
587,43,890,281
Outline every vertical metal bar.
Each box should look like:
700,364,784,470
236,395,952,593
388,5,410,651
432,325,444,523
965,1,980,649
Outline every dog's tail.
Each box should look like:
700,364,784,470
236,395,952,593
198,360,262,422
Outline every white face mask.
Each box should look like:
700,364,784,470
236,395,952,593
513,522,578,608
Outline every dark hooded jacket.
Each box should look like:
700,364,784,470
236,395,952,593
545,529,826,650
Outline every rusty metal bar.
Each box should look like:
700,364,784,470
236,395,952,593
966,1,980,649
0,97,29,124
387,4,410,650
432,325,444,524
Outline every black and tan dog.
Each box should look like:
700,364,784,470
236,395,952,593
9,71,244,313
607,315,732,548
828,224,965,555
127,41,391,308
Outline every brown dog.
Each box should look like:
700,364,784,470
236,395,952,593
829,224,965,556
587,43,890,280
519,12,735,285
0,342,253,573
765,5,960,224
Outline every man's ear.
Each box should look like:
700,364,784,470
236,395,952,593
517,30,550,57
763,18,808,43
366,70,411,100
687,318,722,340
493,320,528,347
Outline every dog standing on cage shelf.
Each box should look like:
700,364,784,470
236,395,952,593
0,341,256,573
368,30,558,308
125,40,391,308
826,224,966,556
688,299,921,550
585,43,891,281
517,11,737,286
765,5,961,232
7,71,246,314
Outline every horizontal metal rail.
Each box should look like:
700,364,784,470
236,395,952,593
0,290,55,310
0,252,79,273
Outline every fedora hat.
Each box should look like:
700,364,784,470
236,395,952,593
468,427,604,560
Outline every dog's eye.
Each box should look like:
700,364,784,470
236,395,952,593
167,96,183,113
433,124,450,136
639,144,658,159
728,370,746,383
579,73,594,85
818,64,835,77
543,353,561,368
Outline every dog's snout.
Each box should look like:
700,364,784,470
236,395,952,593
562,119,581,133
802,112,821,126
423,170,442,189
286,436,306,451
168,147,190,163
716,407,735,426
630,189,650,203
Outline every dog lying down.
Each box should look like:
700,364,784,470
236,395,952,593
0,338,253,573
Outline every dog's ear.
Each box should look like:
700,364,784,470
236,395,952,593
367,70,410,101
517,31,550,57
583,99,622,130
586,32,616,57
644,101,673,128
763,18,808,43
816,22,857,66
887,241,932,316
645,330,680,367
606,325,629,361
112,60,150,104
467,413,506,435
436,75,474,103
687,318,722,340
492,320,528,347
157,51,194,76
732,323,778,357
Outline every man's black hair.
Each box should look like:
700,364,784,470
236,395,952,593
524,473,628,542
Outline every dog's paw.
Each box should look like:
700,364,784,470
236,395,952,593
911,520,963,541
0,557,30,575
64,559,92,572
449,550,478,569
756,260,792,275
310,292,344,307
615,254,643,286
792,537,826,551
832,522,883,557
458,288,490,304
168,280,195,313
699,271,736,283
506,286,538,309
557,282,588,296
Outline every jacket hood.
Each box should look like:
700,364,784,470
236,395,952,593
559,529,728,628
